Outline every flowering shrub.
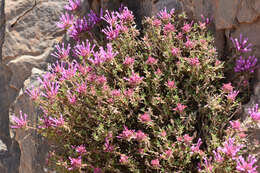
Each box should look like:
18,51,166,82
11,2,259,173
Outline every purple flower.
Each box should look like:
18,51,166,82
68,156,82,170
75,145,86,155
213,150,224,163
60,61,78,80
26,87,40,100
231,34,253,53
227,90,239,102
117,126,136,141
234,56,258,73
69,17,90,40
41,82,60,100
123,57,135,66
57,13,74,30
76,81,87,94
64,0,81,11
102,10,118,26
218,137,244,159
11,111,28,129
124,73,144,86
248,104,260,121
67,90,76,104
102,25,119,40
51,43,71,60
89,43,118,65
117,7,134,23
236,155,258,173
74,40,95,58
163,23,175,35
87,9,103,27
49,114,65,127
182,22,192,33
39,114,52,128
191,138,202,154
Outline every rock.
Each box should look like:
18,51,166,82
237,0,258,23
3,0,66,63
213,0,240,30
0,64,20,173
10,68,50,173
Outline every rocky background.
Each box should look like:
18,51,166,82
0,0,259,172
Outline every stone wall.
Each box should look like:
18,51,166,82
0,0,260,172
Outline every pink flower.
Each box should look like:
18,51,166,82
57,12,74,30
158,8,171,21
163,23,175,35
229,120,241,131
222,83,233,93
136,130,148,142
41,82,60,100
191,138,202,154
51,43,71,59
218,138,244,158
102,25,119,40
49,114,65,127
64,0,80,11
26,87,40,100
11,111,28,129
186,57,200,66
96,76,107,85
75,145,86,155
152,19,161,27
68,157,82,170
151,159,160,168
183,134,193,144
146,56,158,65
124,73,144,86
236,155,258,173
164,149,172,158
215,60,222,66
111,89,121,97
176,32,183,39
124,88,134,97
118,7,134,23
202,157,213,172
119,154,129,164
248,104,260,121
117,126,136,141
76,82,87,94
227,90,239,101
171,47,180,56
213,150,224,163
177,136,183,142
139,113,152,123
123,57,135,66
161,130,167,137
154,69,161,76
167,80,176,89
74,40,95,58
173,103,187,113
182,22,192,33
67,90,76,104
93,167,102,173
102,10,118,26
185,39,194,49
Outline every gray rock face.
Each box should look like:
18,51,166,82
3,0,66,63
